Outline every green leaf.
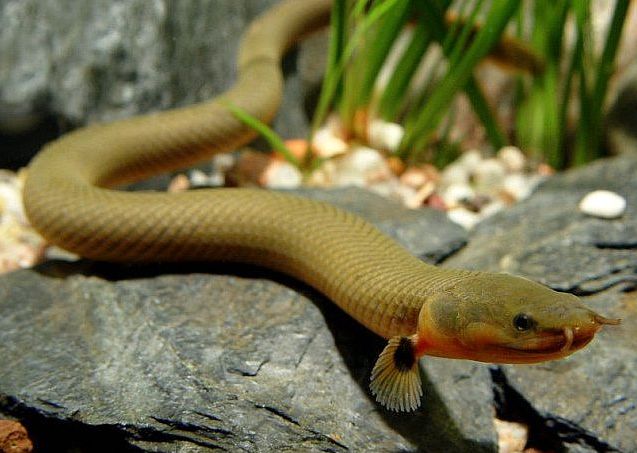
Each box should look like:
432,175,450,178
400,0,521,156
224,101,300,168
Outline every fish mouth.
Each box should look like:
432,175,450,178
507,314,621,355
505,328,584,354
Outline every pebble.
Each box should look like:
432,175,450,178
311,127,349,158
458,149,483,170
497,145,526,172
0,171,28,224
228,150,302,189
367,119,405,152
479,200,505,219
537,162,555,176
426,193,447,211
578,190,626,219
369,180,414,204
0,216,46,272
399,164,439,189
189,169,223,187
167,174,190,192
333,146,392,186
0,419,33,453
262,161,303,189
473,158,506,192
282,139,311,161
447,207,481,230
386,156,406,176
306,160,336,187
440,162,470,187
441,183,475,208
494,418,528,453
0,170,47,273
502,173,532,201
212,153,236,173
403,181,436,209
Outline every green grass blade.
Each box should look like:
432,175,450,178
416,0,507,150
326,0,347,109
515,0,571,167
400,0,520,156
224,102,300,168
312,0,403,136
558,12,583,165
592,0,629,114
465,78,507,149
339,0,409,130
445,0,485,69
540,64,561,167
588,0,629,156
349,0,411,109
310,0,349,137
376,19,433,121
572,0,593,165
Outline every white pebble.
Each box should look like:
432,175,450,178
263,161,303,189
369,179,413,203
441,162,470,187
458,149,483,170
189,169,223,187
403,181,436,209
578,190,626,219
306,160,336,187
212,153,236,172
367,119,405,152
479,200,505,219
0,182,25,223
442,183,475,208
473,158,506,192
333,146,392,186
447,207,481,230
502,174,532,201
400,167,434,189
497,146,526,172
312,126,349,158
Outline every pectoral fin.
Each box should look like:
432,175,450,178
370,335,422,412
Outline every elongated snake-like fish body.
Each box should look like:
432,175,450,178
23,0,619,412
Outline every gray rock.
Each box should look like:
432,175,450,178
0,188,493,452
0,0,267,125
0,0,318,166
446,154,637,452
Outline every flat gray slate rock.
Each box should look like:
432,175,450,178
1,188,495,452
446,154,637,453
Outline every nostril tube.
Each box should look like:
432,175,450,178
593,314,621,326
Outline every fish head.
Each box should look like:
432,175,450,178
417,272,620,363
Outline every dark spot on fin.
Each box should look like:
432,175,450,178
394,336,416,371
370,335,423,412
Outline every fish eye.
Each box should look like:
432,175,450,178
513,313,535,332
